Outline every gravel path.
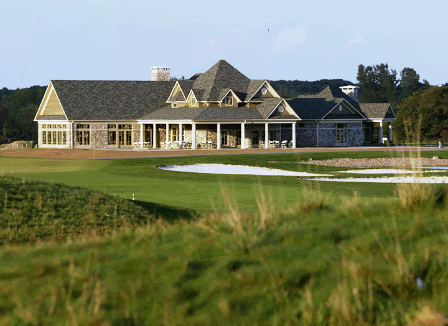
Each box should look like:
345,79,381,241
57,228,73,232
298,157,448,168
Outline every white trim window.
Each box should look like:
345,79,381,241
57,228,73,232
190,96,197,106
224,96,233,106
336,123,347,144
41,124,67,145
76,124,91,146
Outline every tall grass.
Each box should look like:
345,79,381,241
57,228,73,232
1,175,448,324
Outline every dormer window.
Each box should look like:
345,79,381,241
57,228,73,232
224,96,233,106
190,96,197,106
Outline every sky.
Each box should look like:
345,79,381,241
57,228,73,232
1,0,447,89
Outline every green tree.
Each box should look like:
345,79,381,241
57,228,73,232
357,63,398,103
400,67,420,98
393,86,448,143
1,86,45,142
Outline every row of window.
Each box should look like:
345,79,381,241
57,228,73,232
40,123,366,146
41,124,67,129
42,131,67,145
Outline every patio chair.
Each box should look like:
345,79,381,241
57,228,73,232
281,140,287,148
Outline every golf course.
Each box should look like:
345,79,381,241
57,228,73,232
0,148,448,325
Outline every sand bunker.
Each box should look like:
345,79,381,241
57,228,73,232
158,164,331,177
159,163,448,183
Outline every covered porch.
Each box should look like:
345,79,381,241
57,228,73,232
133,120,298,150
363,120,393,144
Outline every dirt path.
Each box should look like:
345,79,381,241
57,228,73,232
296,157,448,168
0,146,444,160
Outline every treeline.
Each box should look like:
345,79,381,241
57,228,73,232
355,64,442,144
356,64,431,103
269,79,355,98
0,86,46,144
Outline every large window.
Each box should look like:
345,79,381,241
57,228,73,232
269,130,279,141
108,124,132,147
170,127,178,141
76,124,90,145
41,124,67,145
336,123,346,144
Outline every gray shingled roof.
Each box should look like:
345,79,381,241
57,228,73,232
256,98,283,119
140,106,206,120
245,80,265,101
287,98,333,119
170,92,186,102
177,80,195,99
360,103,395,119
51,80,176,120
194,107,263,120
288,86,367,120
191,60,251,101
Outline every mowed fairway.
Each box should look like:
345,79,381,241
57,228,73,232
2,149,444,216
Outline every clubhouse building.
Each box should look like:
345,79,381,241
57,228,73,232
34,60,396,150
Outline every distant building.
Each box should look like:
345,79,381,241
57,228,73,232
34,60,396,149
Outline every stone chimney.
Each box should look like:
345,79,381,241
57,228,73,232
339,85,360,102
151,66,171,81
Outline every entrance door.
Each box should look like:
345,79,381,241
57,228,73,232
118,130,132,147
253,131,259,146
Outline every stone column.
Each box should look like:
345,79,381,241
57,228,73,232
192,122,196,150
292,122,296,148
179,123,183,148
241,123,245,149
153,123,157,148
265,123,269,149
380,121,384,144
217,123,221,149
389,122,392,142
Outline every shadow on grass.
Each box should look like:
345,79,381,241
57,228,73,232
131,199,197,222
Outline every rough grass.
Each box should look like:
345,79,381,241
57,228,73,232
0,175,157,244
0,177,448,325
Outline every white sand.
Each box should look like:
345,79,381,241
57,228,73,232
158,163,332,177
159,164,448,183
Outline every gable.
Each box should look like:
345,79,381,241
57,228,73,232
167,82,187,102
267,100,299,119
220,89,241,107
384,106,396,119
323,100,365,120
249,81,281,101
35,82,67,120
186,90,199,108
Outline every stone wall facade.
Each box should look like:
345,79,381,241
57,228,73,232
132,124,140,144
90,123,108,149
346,122,364,146
296,123,318,147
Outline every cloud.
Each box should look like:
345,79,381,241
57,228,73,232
271,25,310,54
345,33,366,48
